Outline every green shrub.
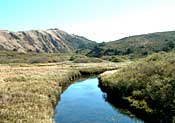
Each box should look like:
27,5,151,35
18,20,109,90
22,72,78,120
28,56,49,63
101,52,175,122
73,57,103,63
101,55,129,62
69,54,87,61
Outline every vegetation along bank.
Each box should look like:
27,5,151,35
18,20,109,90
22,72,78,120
99,52,175,123
0,62,127,123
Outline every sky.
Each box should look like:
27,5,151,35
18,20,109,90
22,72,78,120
0,0,175,42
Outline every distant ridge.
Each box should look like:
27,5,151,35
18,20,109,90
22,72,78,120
87,31,175,57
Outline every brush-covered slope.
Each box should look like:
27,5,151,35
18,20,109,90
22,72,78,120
88,31,175,58
0,29,96,53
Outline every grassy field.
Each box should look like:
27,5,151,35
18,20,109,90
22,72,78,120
0,62,124,123
99,52,175,123
0,50,73,64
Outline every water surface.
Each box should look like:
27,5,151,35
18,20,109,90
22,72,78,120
55,78,143,123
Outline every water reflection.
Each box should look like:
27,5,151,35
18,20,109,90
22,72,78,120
54,78,144,123
102,93,140,120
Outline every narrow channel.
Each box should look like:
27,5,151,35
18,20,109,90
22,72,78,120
54,78,144,123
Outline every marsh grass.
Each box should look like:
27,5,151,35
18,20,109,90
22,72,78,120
0,50,72,64
0,62,119,123
0,64,80,123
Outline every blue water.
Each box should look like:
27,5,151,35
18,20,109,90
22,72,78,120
54,78,143,123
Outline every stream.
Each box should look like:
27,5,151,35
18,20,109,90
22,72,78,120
54,77,144,123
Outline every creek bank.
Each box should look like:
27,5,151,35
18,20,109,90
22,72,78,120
98,52,175,123
98,66,174,123
53,64,123,121
0,63,121,123
55,78,143,123
98,77,152,123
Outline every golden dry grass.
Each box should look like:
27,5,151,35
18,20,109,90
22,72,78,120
0,62,120,123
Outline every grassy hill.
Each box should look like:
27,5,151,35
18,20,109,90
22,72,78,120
87,31,175,58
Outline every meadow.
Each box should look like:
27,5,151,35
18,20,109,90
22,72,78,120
0,62,125,123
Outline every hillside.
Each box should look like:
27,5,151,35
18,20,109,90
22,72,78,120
0,29,96,53
87,31,175,58
1,29,175,58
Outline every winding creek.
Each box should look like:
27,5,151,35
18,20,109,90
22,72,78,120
54,77,144,123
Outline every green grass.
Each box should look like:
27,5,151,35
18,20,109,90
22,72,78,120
0,50,72,64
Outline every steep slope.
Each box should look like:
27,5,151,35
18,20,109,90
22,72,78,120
88,31,175,58
0,29,96,53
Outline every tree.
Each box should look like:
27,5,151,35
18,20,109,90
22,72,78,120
125,48,133,54
167,41,174,49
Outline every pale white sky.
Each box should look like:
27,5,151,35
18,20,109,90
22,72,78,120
1,0,175,42
61,0,175,42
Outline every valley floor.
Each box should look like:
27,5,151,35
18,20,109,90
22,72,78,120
0,62,126,123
